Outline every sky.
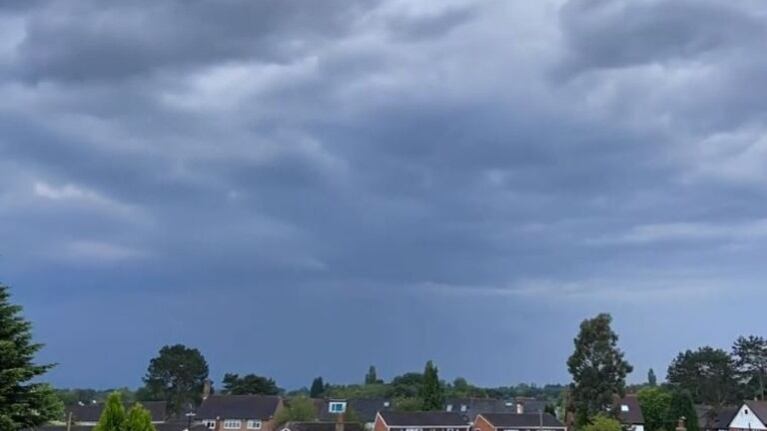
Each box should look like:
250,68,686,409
2,0,767,391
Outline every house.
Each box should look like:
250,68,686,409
281,422,365,431
728,401,767,431
314,398,393,427
474,413,566,431
444,399,517,423
195,395,283,431
64,401,168,426
374,411,471,431
616,395,645,431
696,405,738,431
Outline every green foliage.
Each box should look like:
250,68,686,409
732,335,767,400
0,284,64,430
391,372,424,398
567,313,633,426
326,383,390,399
141,344,209,414
446,377,488,398
393,397,423,412
665,390,698,431
582,415,622,431
310,377,325,398
125,404,157,431
274,397,317,426
638,387,671,431
94,392,127,431
57,388,138,405
648,369,658,387
666,347,738,406
419,360,445,411
365,366,381,385
223,373,279,395
344,405,362,424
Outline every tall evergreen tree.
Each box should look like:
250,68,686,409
732,336,767,400
419,360,445,411
94,392,127,431
141,344,209,414
125,403,157,431
310,377,325,398
365,366,379,385
567,313,633,426
0,284,63,430
648,369,658,387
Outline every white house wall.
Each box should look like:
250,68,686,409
730,405,767,430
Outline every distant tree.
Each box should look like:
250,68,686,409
544,404,557,417
638,387,671,431
365,366,381,385
141,344,209,414
648,369,658,387
326,383,390,399
393,397,423,412
125,403,157,431
567,313,633,426
667,347,738,406
0,284,64,430
310,377,325,398
419,360,445,411
582,415,622,431
390,372,424,398
222,373,279,395
732,336,767,400
94,392,127,431
665,390,698,431
274,397,316,426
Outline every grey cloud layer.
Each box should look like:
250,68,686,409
2,0,767,388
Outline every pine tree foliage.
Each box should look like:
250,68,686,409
0,284,63,430
419,360,445,411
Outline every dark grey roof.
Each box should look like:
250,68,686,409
66,401,167,423
697,405,738,431
196,395,281,420
445,398,517,422
27,426,207,431
617,395,644,425
314,398,393,423
282,422,364,431
479,413,565,429
745,401,767,425
515,399,547,415
378,411,470,427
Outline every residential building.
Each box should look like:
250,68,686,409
280,422,364,431
696,405,738,431
196,395,283,431
728,401,767,431
314,398,393,427
444,399,517,423
616,395,645,431
374,411,471,431
474,413,566,431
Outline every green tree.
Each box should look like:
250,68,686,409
638,387,671,431
732,336,767,400
582,415,622,431
365,366,380,385
0,284,64,430
141,344,209,414
222,373,279,395
419,360,444,411
94,392,127,431
393,397,423,412
666,347,738,406
648,369,658,387
390,372,424,398
665,390,699,431
567,313,633,427
310,377,325,398
125,403,157,431
274,397,317,426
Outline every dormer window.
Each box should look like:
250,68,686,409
447,405,453,412
460,405,467,412
329,402,347,414
621,405,630,412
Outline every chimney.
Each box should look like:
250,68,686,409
676,417,687,431
335,413,345,431
516,403,524,414
203,378,213,400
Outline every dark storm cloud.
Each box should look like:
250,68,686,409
3,0,767,389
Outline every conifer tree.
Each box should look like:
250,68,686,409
0,284,63,430
420,360,445,411
94,392,127,431
126,403,157,431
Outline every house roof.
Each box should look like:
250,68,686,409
445,398,518,422
617,395,644,425
745,401,767,426
196,395,281,420
27,424,207,431
696,405,739,431
66,401,167,423
281,422,364,431
479,413,565,429
314,398,393,422
378,411,470,427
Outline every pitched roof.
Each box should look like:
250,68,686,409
281,422,364,431
745,401,767,426
196,395,281,420
617,395,644,425
479,413,565,429
378,411,470,427
696,405,739,431
445,398,517,422
66,401,167,423
314,398,393,422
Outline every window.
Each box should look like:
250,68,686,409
460,405,467,412
745,409,750,415
203,420,216,430
248,420,263,430
447,404,453,412
329,402,347,413
224,420,242,429
384,401,391,408
621,405,630,412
